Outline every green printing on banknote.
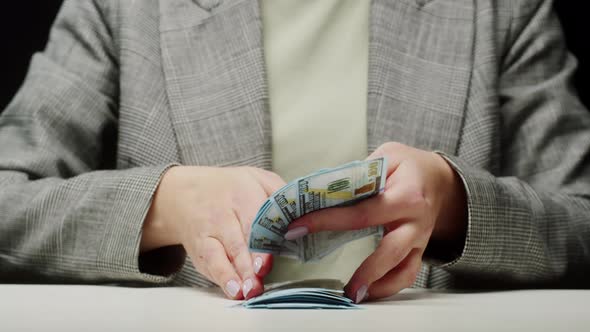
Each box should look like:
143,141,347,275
248,158,387,262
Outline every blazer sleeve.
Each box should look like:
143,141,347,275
434,0,590,285
0,0,181,283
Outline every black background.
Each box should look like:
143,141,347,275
0,2,589,112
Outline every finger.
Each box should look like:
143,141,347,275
285,182,426,237
185,241,213,282
200,237,244,299
365,249,423,301
344,224,417,302
251,253,273,277
367,142,407,177
285,198,386,238
247,168,287,196
218,217,263,299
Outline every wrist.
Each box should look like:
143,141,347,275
140,166,180,253
431,153,468,243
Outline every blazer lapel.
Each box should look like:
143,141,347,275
159,0,272,169
367,0,475,155
159,0,474,168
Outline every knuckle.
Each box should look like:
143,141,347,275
226,239,247,261
379,238,402,260
402,188,427,210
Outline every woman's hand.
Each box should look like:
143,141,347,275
140,166,286,300
284,142,467,303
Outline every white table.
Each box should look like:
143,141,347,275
2,285,588,332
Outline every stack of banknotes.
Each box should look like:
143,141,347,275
242,279,358,309
248,158,387,262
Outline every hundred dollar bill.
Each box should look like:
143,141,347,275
242,279,358,309
279,158,386,220
298,228,383,262
248,158,387,262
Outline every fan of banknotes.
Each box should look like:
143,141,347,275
242,279,358,309
248,158,387,262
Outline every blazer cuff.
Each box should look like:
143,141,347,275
96,164,182,283
427,152,498,274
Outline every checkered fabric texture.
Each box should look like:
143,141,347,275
0,0,589,289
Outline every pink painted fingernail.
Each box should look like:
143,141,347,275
356,285,368,304
225,280,240,298
284,227,308,241
242,279,254,298
253,256,263,274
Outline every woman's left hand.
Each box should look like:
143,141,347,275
284,142,468,303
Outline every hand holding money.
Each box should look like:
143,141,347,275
285,142,468,303
141,166,286,300
248,157,387,261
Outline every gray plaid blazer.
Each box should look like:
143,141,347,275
0,0,589,289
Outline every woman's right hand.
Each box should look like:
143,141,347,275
140,166,286,300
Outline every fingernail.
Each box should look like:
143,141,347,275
356,285,368,304
253,256,263,274
242,279,254,297
225,280,240,298
284,226,308,241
